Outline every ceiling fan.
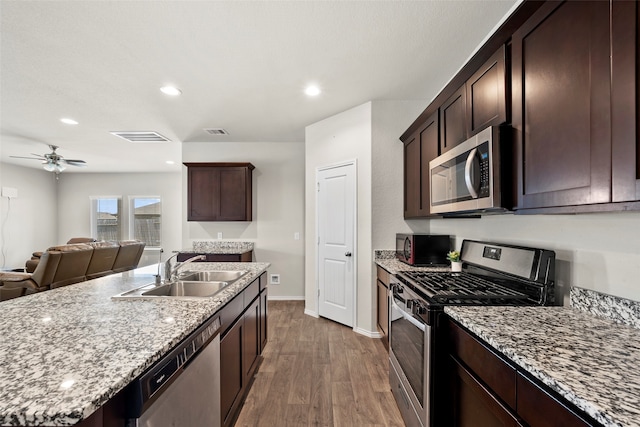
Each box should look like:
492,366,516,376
10,144,87,174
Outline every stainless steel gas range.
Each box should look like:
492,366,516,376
388,239,555,427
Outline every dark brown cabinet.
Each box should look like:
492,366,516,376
259,272,268,352
445,319,595,427
219,274,267,427
440,85,467,154
512,1,612,210
176,251,253,263
611,1,640,203
466,46,507,137
184,163,254,221
404,111,439,218
376,265,390,349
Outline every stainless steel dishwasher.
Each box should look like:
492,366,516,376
125,315,221,427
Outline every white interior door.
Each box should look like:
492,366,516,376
317,161,356,327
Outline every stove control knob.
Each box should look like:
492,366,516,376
414,303,426,315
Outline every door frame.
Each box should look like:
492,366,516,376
315,159,358,330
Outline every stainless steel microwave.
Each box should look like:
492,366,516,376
429,126,511,215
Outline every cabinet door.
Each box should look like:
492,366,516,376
243,296,260,384
404,111,439,218
440,85,467,154
466,46,507,136
376,279,389,350
187,167,220,221
450,358,521,427
220,319,243,427
611,1,640,202
512,1,611,210
219,167,251,221
259,288,268,352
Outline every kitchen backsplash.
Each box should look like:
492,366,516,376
571,287,640,329
192,241,254,252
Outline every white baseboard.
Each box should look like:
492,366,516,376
267,295,305,301
353,327,383,339
304,308,319,318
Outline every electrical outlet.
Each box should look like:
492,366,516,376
217,232,223,239
270,274,280,285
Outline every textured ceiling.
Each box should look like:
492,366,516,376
0,0,518,173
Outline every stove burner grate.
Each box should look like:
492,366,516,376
400,271,529,303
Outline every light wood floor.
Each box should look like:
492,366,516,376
235,300,405,427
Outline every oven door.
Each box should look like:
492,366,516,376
389,282,430,427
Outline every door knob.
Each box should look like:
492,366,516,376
345,252,352,257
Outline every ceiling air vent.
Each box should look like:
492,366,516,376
110,131,171,143
204,128,229,135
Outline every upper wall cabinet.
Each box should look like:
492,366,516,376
404,111,439,218
184,163,254,221
611,1,640,203
440,46,507,154
512,1,612,210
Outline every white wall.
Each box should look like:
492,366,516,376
182,142,305,299
56,172,182,266
305,102,374,334
0,163,58,269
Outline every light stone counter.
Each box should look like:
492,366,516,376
0,262,269,426
446,304,640,427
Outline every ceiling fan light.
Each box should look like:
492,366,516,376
55,163,67,172
43,163,56,172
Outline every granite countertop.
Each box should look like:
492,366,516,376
374,250,451,274
446,305,640,427
0,261,269,426
179,241,254,255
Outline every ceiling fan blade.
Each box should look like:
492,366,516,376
62,159,87,167
9,155,44,160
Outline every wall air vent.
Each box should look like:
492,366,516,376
110,131,171,143
204,128,229,135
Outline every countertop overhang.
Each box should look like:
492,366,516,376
0,261,269,426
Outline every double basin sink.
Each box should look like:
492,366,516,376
112,270,248,300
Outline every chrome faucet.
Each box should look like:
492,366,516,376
164,254,206,282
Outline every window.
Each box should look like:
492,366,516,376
90,197,121,241
130,197,161,247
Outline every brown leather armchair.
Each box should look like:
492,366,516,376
0,252,61,301
47,243,94,289
111,240,146,273
85,241,120,280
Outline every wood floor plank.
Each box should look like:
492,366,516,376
235,300,404,426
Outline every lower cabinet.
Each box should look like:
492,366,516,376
376,266,390,349
176,251,253,262
445,318,595,427
220,272,268,427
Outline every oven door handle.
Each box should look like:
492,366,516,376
391,299,426,332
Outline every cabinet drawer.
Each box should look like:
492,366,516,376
243,279,259,307
219,294,244,336
516,373,591,427
376,265,390,286
259,272,268,291
448,321,517,410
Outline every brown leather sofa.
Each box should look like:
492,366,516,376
0,240,146,302
26,237,96,273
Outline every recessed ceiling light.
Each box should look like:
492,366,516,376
60,118,78,125
160,86,182,96
166,160,175,165
304,85,321,97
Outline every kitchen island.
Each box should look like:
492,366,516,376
446,303,640,427
0,261,269,426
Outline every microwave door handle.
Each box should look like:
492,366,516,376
464,147,479,199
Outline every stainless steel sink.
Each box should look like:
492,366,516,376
111,270,249,300
141,280,229,297
177,270,247,282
